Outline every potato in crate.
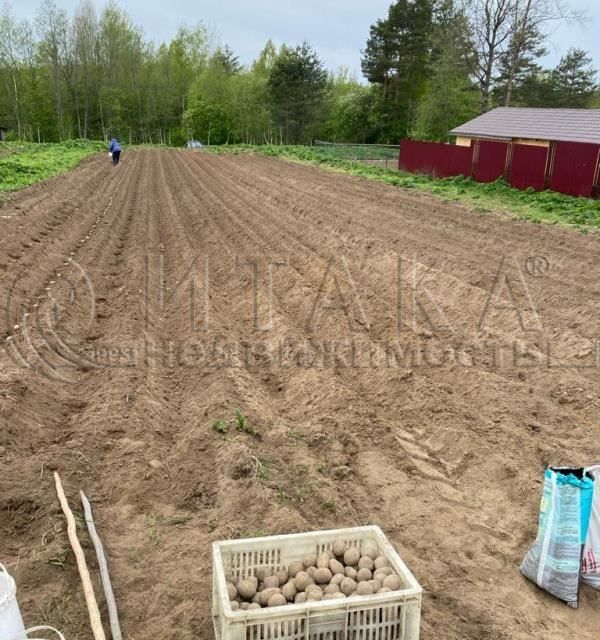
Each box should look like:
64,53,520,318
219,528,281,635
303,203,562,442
212,526,422,640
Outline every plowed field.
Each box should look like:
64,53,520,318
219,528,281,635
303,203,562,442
1,149,599,639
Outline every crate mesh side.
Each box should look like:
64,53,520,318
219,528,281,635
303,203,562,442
240,603,409,640
215,529,420,640
347,604,405,640
246,618,306,639
225,548,284,580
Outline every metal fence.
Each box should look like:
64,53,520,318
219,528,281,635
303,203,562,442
399,138,600,199
313,141,401,169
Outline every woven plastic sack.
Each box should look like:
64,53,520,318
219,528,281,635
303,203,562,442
582,465,600,589
521,467,594,608
10,628,65,640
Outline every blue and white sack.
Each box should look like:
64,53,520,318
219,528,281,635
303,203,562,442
582,465,600,590
521,467,595,608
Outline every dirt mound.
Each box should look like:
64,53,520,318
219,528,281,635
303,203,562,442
1,149,598,639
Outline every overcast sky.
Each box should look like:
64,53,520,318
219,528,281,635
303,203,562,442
10,0,600,79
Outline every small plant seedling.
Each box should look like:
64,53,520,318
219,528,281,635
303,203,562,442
234,409,260,438
323,498,337,513
148,514,161,545
234,409,246,430
213,419,228,434
255,457,272,481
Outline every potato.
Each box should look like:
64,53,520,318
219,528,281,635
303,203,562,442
324,583,340,594
276,568,289,586
260,588,281,606
373,567,393,581
358,556,374,571
332,539,347,557
294,572,311,592
227,583,238,601
377,587,392,594
357,568,372,583
345,566,358,580
237,579,257,600
263,575,280,590
306,591,322,601
255,568,268,582
331,573,345,586
383,575,402,591
361,541,378,560
356,581,375,596
314,568,333,584
268,593,287,607
323,592,345,600
307,566,317,577
289,560,304,578
294,592,308,604
303,553,317,568
367,580,381,592
329,559,344,575
282,581,297,602
374,556,390,570
251,593,261,604
372,574,384,589
247,575,259,590
240,602,250,611
344,547,360,566
340,577,358,596
317,552,330,569
248,602,262,610
305,584,323,595
230,600,240,610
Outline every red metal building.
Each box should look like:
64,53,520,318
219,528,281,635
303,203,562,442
399,108,600,198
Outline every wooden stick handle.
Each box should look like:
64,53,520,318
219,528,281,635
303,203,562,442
81,491,123,640
53,473,106,640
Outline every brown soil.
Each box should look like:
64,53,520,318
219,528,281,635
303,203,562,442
1,149,599,640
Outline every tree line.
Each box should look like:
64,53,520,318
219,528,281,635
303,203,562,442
0,0,598,145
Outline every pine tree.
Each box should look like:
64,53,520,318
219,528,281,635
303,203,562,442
550,48,597,107
415,4,479,140
268,42,328,144
361,0,435,141
213,45,241,76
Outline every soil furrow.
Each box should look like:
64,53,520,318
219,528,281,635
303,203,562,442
1,149,599,640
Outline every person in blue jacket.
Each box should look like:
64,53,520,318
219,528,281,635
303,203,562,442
109,138,122,165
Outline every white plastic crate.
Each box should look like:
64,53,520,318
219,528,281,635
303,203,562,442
212,526,422,640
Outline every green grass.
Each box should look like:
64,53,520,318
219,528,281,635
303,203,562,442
0,140,105,192
213,419,229,435
313,142,399,161
207,144,600,230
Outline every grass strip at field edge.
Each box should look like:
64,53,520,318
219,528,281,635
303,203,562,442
0,140,106,193
206,144,600,233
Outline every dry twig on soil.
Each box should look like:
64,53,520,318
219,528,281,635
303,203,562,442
53,472,106,640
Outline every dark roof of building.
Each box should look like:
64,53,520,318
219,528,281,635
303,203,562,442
450,107,600,145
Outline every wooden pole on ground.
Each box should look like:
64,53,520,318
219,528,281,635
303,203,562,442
53,473,106,640
81,491,123,640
